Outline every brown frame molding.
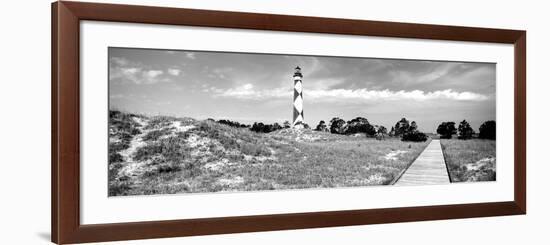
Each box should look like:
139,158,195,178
52,1,526,244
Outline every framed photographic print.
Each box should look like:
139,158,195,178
52,1,526,244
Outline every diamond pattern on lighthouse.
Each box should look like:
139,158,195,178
292,66,304,127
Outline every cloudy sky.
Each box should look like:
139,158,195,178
109,47,496,133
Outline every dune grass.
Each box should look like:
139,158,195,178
108,111,430,196
231,138,429,191
440,139,496,182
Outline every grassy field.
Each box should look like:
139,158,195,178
440,139,496,182
108,110,430,196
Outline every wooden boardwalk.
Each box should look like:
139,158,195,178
394,140,450,186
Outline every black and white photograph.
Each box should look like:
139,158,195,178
108,47,497,197
5,1,544,244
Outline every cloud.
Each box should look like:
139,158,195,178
145,70,163,78
167,68,181,76
207,67,233,79
185,52,196,59
109,57,176,84
111,66,172,85
212,83,290,100
212,85,489,102
307,88,489,102
110,57,129,66
121,67,140,75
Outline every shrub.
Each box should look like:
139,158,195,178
109,141,130,164
110,141,129,153
109,181,131,196
142,127,173,141
240,142,271,156
283,121,291,128
133,142,163,162
388,126,395,137
182,160,202,178
250,122,283,133
346,117,376,136
375,126,387,140
401,131,428,142
157,164,182,173
130,127,142,135
195,120,271,156
437,122,457,139
479,120,496,140
315,120,328,132
410,121,419,132
109,152,124,163
217,119,249,128
108,162,123,182
144,116,173,130
329,117,347,134
377,126,387,135
393,118,410,137
458,120,474,140
109,110,142,135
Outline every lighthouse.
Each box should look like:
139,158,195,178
292,66,304,128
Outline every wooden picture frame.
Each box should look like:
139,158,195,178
51,1,526,244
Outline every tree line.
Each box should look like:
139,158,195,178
214,117,496,141
311,117,427,142
215,117,426,142
437,120,495,140
215,119,294,133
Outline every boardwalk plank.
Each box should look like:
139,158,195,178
394,139,450,186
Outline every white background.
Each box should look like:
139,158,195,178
0,0,547,244
81,21,514,224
